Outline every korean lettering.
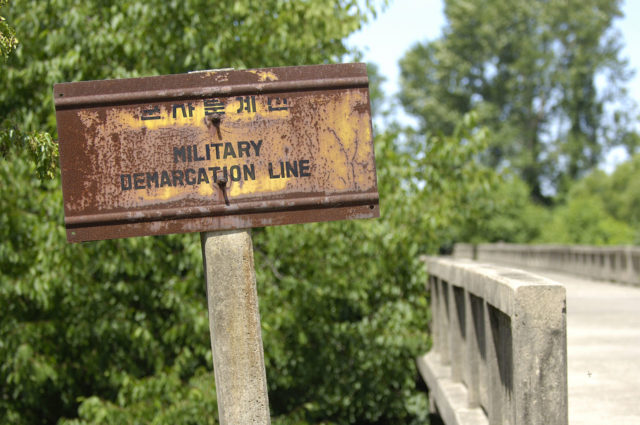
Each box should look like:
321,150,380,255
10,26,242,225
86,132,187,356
236,95,256,113
204,99,225,115
268,97,289,112
141,106,161,121
172,103,196,119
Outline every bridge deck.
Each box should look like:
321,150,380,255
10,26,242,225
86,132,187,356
519,268,640,425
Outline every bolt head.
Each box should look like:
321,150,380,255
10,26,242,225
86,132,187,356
216,170,228,186
208,113,222,125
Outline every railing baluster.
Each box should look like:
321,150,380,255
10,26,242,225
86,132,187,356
440,279,451,365
449,285,465,382
428,275,439,356
466,291,481,408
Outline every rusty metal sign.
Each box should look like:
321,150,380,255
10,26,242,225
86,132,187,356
54,63,379,242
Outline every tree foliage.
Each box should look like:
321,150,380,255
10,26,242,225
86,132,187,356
571,155,640,231
0,1,499,424
542,153,640,244
449,173,549,245
537,195,633,245
0,0,17,58
399,0,633,201
457,153,640,246
1,121,494,424
1,0,377,134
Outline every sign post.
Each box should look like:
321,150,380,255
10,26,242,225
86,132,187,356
202,230,270,424
54,63,378,422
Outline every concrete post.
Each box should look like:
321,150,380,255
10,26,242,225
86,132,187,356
625,246,634,283
465,291,481,407
201,230,271,425
429,276,441,356
439,279,451,364
448,284,464,382
512,285,568,425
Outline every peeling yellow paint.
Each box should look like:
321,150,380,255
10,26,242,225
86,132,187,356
229,165,289,196
248,70,279,82
143,186,182,201
316,90,373,191
78,110,101,130
112,103,208,131
198,184,215,197
89,89,372,208
114,96,291,132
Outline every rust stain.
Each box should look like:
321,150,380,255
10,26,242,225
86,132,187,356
54,64,379,242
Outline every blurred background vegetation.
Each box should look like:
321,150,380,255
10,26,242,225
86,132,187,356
1,0,638,424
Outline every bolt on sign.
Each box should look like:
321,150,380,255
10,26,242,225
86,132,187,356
54,63,379,242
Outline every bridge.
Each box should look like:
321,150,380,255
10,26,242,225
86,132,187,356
420,243,640,425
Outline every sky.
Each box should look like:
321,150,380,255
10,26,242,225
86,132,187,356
347,0,640,170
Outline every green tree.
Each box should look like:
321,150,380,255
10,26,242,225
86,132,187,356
1,150,216,424
0,1,57,180
606,155,640,232
0,0,17,58
1,122,495,425
1,1,498,424
559,153,640,243
0,1,380,424
449,173,549,245
399,0,633,202
537,195,633,245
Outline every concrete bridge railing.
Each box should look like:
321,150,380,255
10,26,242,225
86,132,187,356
453,243,640,286
418,257,567,425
